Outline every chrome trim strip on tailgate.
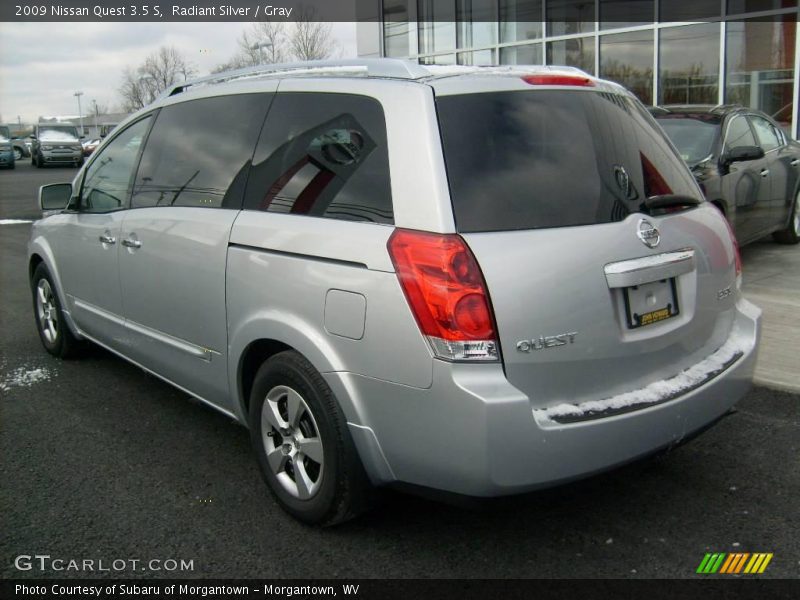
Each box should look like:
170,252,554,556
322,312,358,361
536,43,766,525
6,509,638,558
604,248,695,288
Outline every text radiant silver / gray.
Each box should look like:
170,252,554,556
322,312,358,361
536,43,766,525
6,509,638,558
28,59,761,525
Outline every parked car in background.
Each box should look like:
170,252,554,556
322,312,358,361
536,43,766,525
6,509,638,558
30,60,761,525
31,122,84,168
652,105,800,246
0,125,15,169
82,138,101,156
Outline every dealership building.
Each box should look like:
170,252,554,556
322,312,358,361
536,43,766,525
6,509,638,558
356,1,799,138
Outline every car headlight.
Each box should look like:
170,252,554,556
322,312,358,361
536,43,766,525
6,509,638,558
42,144,54,150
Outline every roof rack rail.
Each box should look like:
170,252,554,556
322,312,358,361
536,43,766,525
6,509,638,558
159,58,431,99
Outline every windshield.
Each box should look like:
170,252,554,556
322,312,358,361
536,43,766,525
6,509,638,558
655,116,720,165
436,90,700,233
0,126,9,142
39,125,80,141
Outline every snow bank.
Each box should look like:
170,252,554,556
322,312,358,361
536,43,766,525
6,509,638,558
0,366,52,393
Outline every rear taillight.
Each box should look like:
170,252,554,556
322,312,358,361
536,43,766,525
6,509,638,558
522,74,594,87
387,229,498,362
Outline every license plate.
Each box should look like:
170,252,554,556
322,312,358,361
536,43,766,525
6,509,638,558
623,278,679,329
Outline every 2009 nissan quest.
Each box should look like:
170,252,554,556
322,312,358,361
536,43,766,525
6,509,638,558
29,59,761,525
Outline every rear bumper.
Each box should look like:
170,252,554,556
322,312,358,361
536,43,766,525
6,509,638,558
325,298,761,497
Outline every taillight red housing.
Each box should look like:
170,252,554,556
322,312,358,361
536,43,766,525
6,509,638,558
522,74,595,87
387,229,499,362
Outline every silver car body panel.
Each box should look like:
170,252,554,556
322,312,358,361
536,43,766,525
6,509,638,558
28,65,762,496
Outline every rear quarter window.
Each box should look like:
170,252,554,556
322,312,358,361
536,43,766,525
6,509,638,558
243,92,393,224
436,89,700,233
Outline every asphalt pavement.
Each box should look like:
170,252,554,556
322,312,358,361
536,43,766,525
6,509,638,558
1,162,798,579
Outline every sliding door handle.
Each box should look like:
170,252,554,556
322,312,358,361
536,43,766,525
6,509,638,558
98,234,116,245
121,238,142,249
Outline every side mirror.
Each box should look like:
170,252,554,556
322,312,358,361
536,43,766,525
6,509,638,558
723,145,765,165
39,183,72,213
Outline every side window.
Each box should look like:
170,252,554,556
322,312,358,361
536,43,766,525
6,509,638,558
749,116,782,152
724,116,756,152
80,116,151,213
243,93,393,224
132,94,270,209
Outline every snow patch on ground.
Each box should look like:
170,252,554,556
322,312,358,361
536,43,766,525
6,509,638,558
0,366,52,392
0,219,33,225
540,331,751,420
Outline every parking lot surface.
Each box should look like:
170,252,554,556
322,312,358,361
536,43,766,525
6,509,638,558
1,163,798,578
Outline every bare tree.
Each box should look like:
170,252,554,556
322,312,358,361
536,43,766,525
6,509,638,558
213,21,289,73
119,46,197,111
289,8,338,61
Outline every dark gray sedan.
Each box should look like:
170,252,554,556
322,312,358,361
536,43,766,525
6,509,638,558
652,104,800,246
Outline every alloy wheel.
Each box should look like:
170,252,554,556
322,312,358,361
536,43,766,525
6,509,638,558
260,385,324,500
36,278,59,344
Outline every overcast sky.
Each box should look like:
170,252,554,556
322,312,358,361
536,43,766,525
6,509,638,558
0,22,358,125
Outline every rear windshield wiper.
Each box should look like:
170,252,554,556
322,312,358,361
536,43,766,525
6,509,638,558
643,194,701,212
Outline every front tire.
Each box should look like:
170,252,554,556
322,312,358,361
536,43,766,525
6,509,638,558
31,264,81,358
774,189,800,245
35,152,44,168
249,350,372,525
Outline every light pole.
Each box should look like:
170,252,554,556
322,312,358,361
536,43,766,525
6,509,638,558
92,99,98,136
251,42,273,64
73,91,84,137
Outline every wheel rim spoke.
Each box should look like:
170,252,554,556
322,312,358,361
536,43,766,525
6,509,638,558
292,458,314,500
261,399,285,431
265,446,288,475
297,437,323,464
37,285,48,306
285,388,304,428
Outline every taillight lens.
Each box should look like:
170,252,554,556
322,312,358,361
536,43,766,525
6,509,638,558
387,229,498,362
522,74,594,87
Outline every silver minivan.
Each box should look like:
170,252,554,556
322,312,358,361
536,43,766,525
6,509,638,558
29,59,761,525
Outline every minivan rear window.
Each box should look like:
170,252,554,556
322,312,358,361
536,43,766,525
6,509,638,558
436,90,700,233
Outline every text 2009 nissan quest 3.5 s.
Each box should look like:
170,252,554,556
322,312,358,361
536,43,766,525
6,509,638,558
29,59,761,525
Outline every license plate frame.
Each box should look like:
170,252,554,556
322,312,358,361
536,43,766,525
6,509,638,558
623,278,680,329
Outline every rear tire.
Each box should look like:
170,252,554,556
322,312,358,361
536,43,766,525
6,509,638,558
773,189,800,245
31,263,82,359
248,350,372,525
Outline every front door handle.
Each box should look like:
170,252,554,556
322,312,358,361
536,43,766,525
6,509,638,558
98,234,116,245
121,238,142,249
760,169,770,178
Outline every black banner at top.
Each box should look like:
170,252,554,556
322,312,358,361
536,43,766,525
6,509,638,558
2,0,798,22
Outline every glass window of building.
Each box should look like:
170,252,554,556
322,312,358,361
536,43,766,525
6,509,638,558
659,23,721,105
500,43,543,65
418,0,457,55
420,54,458,65
660,0,721,20
457,0,497,49
600,30,654,104
727,1,798,14
599,0,655,30
726,17,796,135
547,37,595,74
546,0,595,36
500,0,543,43
384,22,412,58
458,49,496,65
